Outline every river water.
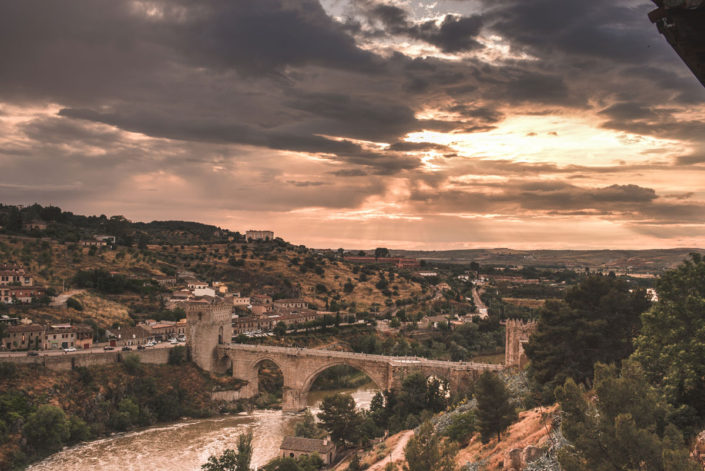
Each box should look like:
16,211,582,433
28,386,378,471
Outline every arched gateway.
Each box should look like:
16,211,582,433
186,309,503,411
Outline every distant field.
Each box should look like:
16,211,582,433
502,298,547,309
392,248,705,271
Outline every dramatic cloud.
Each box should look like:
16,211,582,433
1,0,704,249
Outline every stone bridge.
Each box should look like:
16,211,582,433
185,300,504,411
216,344,503,411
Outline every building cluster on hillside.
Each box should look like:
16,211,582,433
79,234,117,247
0,264,46,304
2,322,93,351
158,270,328,338
106,318,188,346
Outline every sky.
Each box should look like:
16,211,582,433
0,0,704,250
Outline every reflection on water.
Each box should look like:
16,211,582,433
29,386,378,471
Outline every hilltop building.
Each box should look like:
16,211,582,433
246,230,274,241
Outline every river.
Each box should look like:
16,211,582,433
28,385,378,471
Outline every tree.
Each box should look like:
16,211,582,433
202,431,253,471
555,361,699,471
475,371,516,443
317,393,361,446
632,254,705,432
346,454,362,471
525,275,650,403
443,411,476,446
273,321,288,337
403,421,457,471
295,409,324,439
375,247,390,259
23,405,70,454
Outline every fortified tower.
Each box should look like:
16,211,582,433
185,300,232,372
504,319,537,367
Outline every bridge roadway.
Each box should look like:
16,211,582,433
217,343,503,411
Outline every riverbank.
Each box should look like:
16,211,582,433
0,360,245,470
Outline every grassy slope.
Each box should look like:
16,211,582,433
1,235,426,327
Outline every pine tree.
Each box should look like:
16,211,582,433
475,371,516,443
633,254,705,432
317,393,361,446
525,275,650,403
556,361,699,471
403,421,457,471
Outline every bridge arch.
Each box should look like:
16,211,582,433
300,360,386,401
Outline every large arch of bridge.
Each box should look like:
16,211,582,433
300,360,385,399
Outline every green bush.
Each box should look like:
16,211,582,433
122,354,142,374
66,296,83,311
168,346,187,365
22,405,70,454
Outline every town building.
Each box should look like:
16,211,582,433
107,325,152,346
23,220,47,231
232,310,319,335
94,234,117,245
139,318,188,340
187,280,209,291
45,324,93,350
3,324,45,350
2,323,94,351
279,437,336,465
80,239,107,247
246,230,274,241
232,295,250,306
0,264,33,286
154,276,177,287
273,298,308,310
0,286,46,304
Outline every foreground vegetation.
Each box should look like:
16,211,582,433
0,358,243,470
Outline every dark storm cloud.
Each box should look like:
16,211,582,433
480,0,668,63
387,142,454,152
367,3,484,52
408,180,700,224
1,0,704,240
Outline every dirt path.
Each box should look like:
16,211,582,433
367,430,414,471
49,289,85,307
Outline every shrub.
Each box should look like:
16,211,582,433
66,296,83,311
23,405,70,454
168,346,187,365
122,354,142,374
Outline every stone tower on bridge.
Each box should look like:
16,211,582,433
185,300,232,373
504,319,537,368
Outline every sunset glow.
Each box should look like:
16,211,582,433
0,0,703,249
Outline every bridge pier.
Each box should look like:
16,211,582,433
282,389,307,412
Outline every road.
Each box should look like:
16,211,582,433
367,430,414,471
472,286,489,319
0,341,178,358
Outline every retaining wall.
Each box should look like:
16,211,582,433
0,348,171,371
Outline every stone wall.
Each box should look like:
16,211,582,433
0,348,170,371
505,319,537,367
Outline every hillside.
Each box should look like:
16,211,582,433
0,230,426,328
